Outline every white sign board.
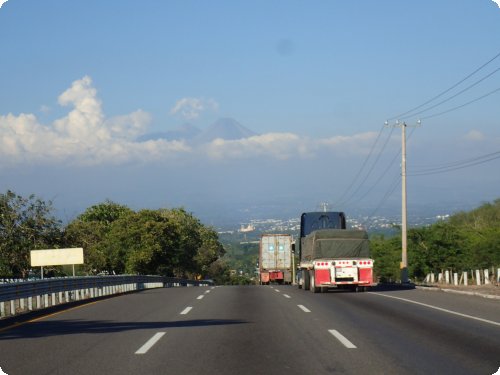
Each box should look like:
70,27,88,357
30,248,84,267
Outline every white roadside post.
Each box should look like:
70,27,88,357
463,271,468,286
484,269,490,285
475,270,481,285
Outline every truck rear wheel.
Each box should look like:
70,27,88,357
310,270,319,293
303,269,310,291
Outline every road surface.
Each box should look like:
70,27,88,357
0,285,499,374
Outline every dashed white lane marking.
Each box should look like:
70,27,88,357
283,294,291,299
205,290,211,294
371,292,500,327
197,295,204,300
180,307,193,315
297,305,311,313
274,289,280,292
328,330,357,349
135,332,166,354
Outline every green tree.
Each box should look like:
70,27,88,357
63,220,108,274
79,200,132,224
98,209,177,275
63,200,132,274
0,190,61,277
195,226,226,275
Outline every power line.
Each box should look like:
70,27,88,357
357,127,418,226
400,67,500,120
360,174,400,228
387,50,500,121
333,125,385,207
351,127,417,206
339,126,395,207
409,150,500,176
421,86,500,120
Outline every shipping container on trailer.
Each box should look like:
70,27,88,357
259,234,293,285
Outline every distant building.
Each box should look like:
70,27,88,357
239,224,255,233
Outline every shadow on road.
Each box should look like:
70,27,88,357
0,318,248,340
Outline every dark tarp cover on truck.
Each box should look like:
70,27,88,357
300,212,346,238
300,229,370,261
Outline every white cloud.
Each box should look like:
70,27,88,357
0,76,190,166
0,77,384,166
205,133,303,160
0,0,8,10
170,97,218,120
463,130,485,141
492,0,500,8
204,131,379,161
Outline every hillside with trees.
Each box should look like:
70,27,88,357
371,199,500,282
0,191,225,281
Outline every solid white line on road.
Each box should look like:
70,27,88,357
283,294,291,298
297,305,311,313
180,306,193,315
329,330,357,349
371,292,500,327
135,332,166,354
197,295,204,300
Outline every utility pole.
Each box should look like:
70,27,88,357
401,122,408,284
385,120,420,284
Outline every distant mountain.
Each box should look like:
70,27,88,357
194,118,258,144
137,118,257,144
137,123,201,142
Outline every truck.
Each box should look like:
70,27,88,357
296,212,376,292
259,234,293,285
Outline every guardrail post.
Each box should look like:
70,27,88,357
475,270,481,285
453,273,458,286
0,301,4,318
463,271,468,286
445,270,450,284
44,294,49,307
28,296,33,311
20,298,25,312
484,269,490,285
51,293,56,306
11,300,16,316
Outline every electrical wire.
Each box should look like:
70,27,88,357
333,125,385,208
421,86,500,120
400,67,500,120
387,50,500,121
409,150,500,176
339,126,395,207
360,174,400,228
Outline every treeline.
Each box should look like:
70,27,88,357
371,199,500,282
0,190,226,281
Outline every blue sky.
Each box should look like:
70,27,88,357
1,1,499,224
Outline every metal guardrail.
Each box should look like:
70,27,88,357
0,275,213,319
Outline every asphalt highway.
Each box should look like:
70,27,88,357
0,285,499,375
